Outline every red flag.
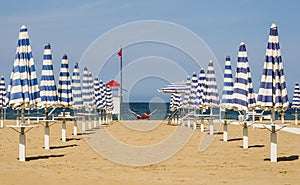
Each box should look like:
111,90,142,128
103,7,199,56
118,48,122,57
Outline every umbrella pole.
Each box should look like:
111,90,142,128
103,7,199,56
193,108,197,130
200,109,204,132
223,109,228,142
209,107,213,135
44,107,50,150
19,108,26,161
27,109,30,125
62,107,66,142
88,107,92,130
0,108,3,128
243,111,248,149
81,110,86,134
270,109,277,162
295,109,298,125
98,109,102,126
94,108,97,128
188,108,191,127
73,109,77,136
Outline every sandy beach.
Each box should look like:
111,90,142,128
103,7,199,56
1,119,300,185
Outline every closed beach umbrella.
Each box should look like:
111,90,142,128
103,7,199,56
221,56,234,142
71,62,83,135
57,54,73,142
105,86,113,122
256,24,289,162
71,63,83,110
0,76,7,127
98,80,106,110
203,60,219,108
82,67,92,108
232,42,256,148
190,72,198,108
39,43,58,149
182,76,191,108
204,60,219,135
292,82,300,125
197,68,206,132
93,77,101,127
197,68,206,110
6,25,41,161
221,56,234,109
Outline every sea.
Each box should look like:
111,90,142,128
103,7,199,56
2,102,298,121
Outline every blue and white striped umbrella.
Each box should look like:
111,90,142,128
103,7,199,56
197,68,206,109
203,60,219,108
292,82,300,109
93,77,101,109
6,25,40,109
82,67,93,107
231,42,256,111
182,76,191,108
158,81,186,94
71,63,83,109
0,76,7,109
221,56,234,109
57,54,73,107
256,24,289,111
97,80,106,109
39,43,58,108
88,72,94,107
189,72,198,108
105,86,113,112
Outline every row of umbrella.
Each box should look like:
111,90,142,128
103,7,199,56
165,23,290,163
4,25,114,161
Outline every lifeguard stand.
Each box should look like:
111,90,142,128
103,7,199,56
106,80,121,120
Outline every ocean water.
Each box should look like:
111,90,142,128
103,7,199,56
2,103,298,121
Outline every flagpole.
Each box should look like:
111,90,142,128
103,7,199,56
119,48,123,120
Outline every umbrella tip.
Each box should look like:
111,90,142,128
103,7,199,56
240,42,245,45
21,25,27,29
62,54,68,59
271,23,277,29
226,55,231,60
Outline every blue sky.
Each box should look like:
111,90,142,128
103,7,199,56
0,0,299,102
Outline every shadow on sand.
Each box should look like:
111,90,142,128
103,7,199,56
49,144,78,150
264,155,299,162
25,154,65,161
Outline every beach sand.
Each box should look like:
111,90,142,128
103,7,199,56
0,119,300,185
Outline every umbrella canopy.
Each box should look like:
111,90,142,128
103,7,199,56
292,82,300,109
82,67,93,107
203,60,219,108
256,23,289,111
39,43,58,108
98,80,106,109
158,81,186,94
182,76,191,108
6,25,40,109
93,77,101,109
221,56,234,109
0,76,7,109
197,68,206,109
169,93,181,111
189,72,199,108
231,42,256,112
71,62,83,109
57,54,73,107
105,86,113,112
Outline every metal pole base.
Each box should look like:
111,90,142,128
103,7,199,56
223,124,228,142
73,121,78,136
44,125,50,150
243,126,248,149
19,129,26,162
62,122,66,142
271,129,277,162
